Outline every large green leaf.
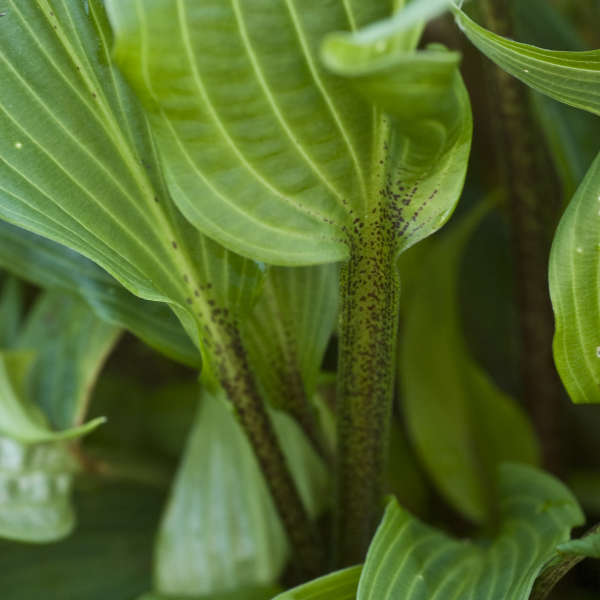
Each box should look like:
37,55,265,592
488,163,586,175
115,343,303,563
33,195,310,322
106,0,471,266
150,387,328,597
453,4,600,117
357,464,583,599
0,221,200,367
400,205,539,523
549,152,600,403
272,565,362,600
0,0,262,369
0,435,77,542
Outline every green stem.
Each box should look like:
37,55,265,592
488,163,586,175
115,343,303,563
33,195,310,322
213,325,324,578
335,213,401,567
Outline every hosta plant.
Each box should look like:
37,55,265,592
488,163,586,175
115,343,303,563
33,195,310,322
1,0,600,598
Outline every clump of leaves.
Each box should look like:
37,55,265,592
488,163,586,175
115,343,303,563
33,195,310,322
1,0,600,598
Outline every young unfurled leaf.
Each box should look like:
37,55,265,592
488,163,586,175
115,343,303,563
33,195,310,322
150,387,328,597
272,565,361,600
453,5,600,117
106,1,471,265
0,221,200,368
357,464,583,600
549,152,600,404
400,204,539,523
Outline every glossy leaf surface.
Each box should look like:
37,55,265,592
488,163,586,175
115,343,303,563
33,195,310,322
400,205,539,522
107,1,471,265
550,152,600,403
357,464,583,599
151,387,328,597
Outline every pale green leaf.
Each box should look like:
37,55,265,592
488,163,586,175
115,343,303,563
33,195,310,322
107,1,471,265
549,152,600,404
0,220,201,368
273,565,361,600
0,435,76,542
16,291,120,430
0,352,104,444
0,0,262,371
152,387,328,597
400,205,539,523
357,464,584,600
453,4,600,116
241,264,338,452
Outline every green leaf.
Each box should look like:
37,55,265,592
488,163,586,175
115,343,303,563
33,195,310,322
0,276,23,348
400,204,539,523
0,221,201,368
272,565,362,600
151,387,328,597
357,464,584,599
512,0,600,201
0,482,165,599
0,352,104,444
16,291,120,430
453,4,600,117
0,0,262,368
549,152,600,404
107,1,471,265
241,264,338,445
0,435,77,542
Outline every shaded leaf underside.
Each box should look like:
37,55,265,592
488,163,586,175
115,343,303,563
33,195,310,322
107,0,472,266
